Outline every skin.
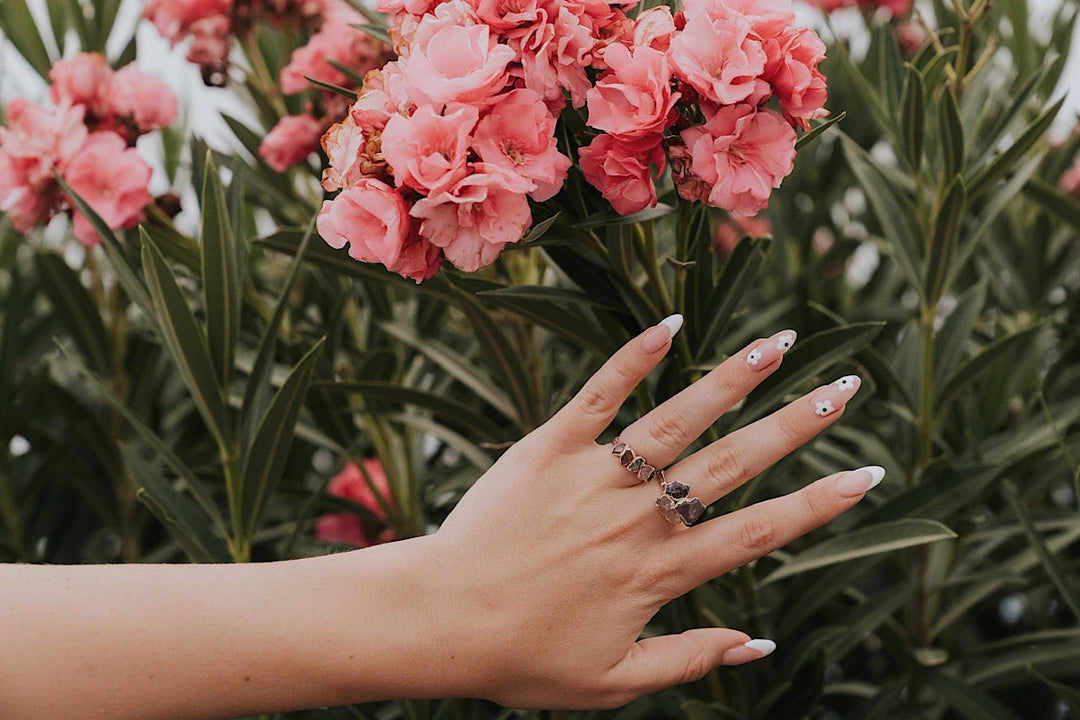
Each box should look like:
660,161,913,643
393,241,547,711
0,319,878,719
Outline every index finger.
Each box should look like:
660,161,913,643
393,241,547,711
547,314,684,445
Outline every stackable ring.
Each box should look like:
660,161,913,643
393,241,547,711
610,436,662,483
654,478,706,527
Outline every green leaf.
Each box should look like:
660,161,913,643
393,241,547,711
479,285,625,313
973,60,1054,159
737,322,885,426
33,252,111,375
127,447,230,563
694,237,771,364
839,135,923,296
521,212,561,245
966,639,1080,686
822,583,914,662
824,17,896,139
1022,176,1080,228
141,209,202,274
967,98,1064,200
926,671,1023,720
575,203,677,229
302,74,359,100
0,0,52,78
55,174,154,317
241,338,325,538
761,519,956,584
141,231,230,449
925,176,967,303
1002,480,1080,624
795,112,846,151
879,25,905,115
200,153,245,392
902,65,925,171
347,22,391,46
935,323,1045,411
933,278,987,388
939,88,965,180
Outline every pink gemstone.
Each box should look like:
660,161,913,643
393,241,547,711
612,442,627,456
619,448,634,466
637,465,655,482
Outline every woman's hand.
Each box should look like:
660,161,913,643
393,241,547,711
426,315,881,708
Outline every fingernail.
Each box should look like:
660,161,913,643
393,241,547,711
722,638,777,664
745,329,797,370
641,314,684,353
836,465,886,498
808,375,861,417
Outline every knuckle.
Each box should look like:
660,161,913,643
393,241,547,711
704,445,746,491
679,650,713,685
739,512,778,553
800,484,831,524
776,409,805,444
575,384,612,420
648,409,692,448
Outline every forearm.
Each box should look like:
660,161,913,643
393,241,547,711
0,535,456,720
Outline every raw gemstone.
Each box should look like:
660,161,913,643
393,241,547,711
664,480,690,499
627,456,645,472
675,498,706,525
637,464,655,482
619,448,635,466
612,442,627,456
655,494,681,525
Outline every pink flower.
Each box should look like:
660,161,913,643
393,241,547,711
686,0,795,38
143,0,231,42
109,65,179,133
764,27,827,128
633,7,677,51
472,88,570,201
475,0,541,30
668,9,768,105
510,6,593,110
715,211,772,255
350,62,410,133
680,103,796,215
381,103,478,195
63,132,153,246
0,98,87,190
578,133,665,216
410,163,532,272
400,23,515,106
315,459,397,547
318,178,442,282
587,44,679,139
280,6,387,96
49,53,114,117
1060,157,1080,199
0,151,59,232
321,119,371,191
260,114,326,171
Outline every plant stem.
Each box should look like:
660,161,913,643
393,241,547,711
224,447,249,562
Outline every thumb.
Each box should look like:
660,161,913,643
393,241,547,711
611,629,775,697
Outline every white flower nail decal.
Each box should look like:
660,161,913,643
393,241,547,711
777,333,795,352
834,376,857,391
747,349,762,366
815,400,835,416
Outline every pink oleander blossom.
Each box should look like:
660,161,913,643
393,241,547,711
668,8,769,106
315,459,397,547
472,88,570,201
110,65,179,134
260,114,326,172
587,44,679,139
0,98,87,191
381,103,478,196
764,27,828,128
633,7,677,51
321,119,371,191
680,103,796,215
579,133,665,216
49,54,114,118
63,132,153,246
715,211,772,255
410,163,533,272
401,22,515,106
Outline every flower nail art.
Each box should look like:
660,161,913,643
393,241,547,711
747,349,763,366
776,333,795,352
815,400,835,416
809,374,861,417
746,329,797,370
834,375,858,391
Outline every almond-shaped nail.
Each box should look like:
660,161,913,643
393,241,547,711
746,329,797,370
722,638,777,664
641,314,684,353
809,375,861,417
836,465,885,498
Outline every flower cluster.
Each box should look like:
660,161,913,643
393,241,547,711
0,54,176,245
259,1,394,172
315,459,398,547
316,0,826,282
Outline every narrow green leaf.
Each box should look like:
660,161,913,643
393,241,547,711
479,285,625,313
761,519,956,585
521,213,561,245
925,176,967,303
0,0,52,78
200,153,244,391
241,338,325,538
935,323,1045,411
879,26,905,115
968,98,1064,200
974,61,1053,159
347,22,391,47
902,65,925,171
939,88,965,181
142,209,202,274
737,322,885,425
839,135,923,296
824,17,896,139
127,447,229,563
926,671,1023,720
574,203,677,229
302,74,359,100
795,112,846,151
933,279,987,388
694,237,771,364
34,252,111,375
54,174,153,316
822,583,914,662
141,232,230,448
967,639,1080,685
1003,480,1080,624
222,114,268,162
1023,176,1080,228
44,0,66,56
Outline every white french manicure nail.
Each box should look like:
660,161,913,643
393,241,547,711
660,313,684,337
743,639,777,657
641,314,684,353
836,465,886,498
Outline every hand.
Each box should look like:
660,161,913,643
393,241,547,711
427,316,882,709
